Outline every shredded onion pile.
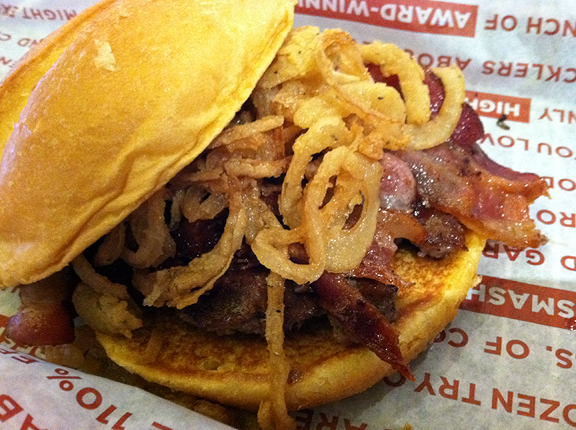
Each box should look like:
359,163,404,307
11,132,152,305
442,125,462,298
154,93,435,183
72,27,465,430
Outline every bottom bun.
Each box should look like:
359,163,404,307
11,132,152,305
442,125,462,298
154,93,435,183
97,230,485,411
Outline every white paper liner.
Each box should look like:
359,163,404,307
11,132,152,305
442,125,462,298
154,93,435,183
1,0,575,429
0,344,235,430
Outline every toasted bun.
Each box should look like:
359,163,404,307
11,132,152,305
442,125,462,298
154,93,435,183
97,230,485,411
0,0,295,288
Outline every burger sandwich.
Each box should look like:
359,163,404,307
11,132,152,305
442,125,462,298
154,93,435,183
0,0,548,429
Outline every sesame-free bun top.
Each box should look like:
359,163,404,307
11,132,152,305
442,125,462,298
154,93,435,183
0,0,295,288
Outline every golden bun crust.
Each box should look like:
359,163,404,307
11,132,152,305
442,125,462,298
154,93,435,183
97,230,485,411
0,0,295,288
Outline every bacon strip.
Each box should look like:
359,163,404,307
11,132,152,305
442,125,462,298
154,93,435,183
7,303,75,346
353,209,425,285
397,142,548,248
413,207,467,259
313,273,413,380
6,272,76,346
378,152,418,211
368,64,547,247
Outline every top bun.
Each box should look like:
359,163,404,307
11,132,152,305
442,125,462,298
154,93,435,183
0,0,295,288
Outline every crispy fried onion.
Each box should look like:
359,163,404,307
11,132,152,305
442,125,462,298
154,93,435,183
72,254,129,300
72,282,143,338
402,65,465,150
122,189,176,269
93,222,126,267
360,42,430,125
134,192,247,309
72,255,142,338
256,26,464,153
210,115,285,149
253,138,382,284
179,186,228,225
257,272,296,430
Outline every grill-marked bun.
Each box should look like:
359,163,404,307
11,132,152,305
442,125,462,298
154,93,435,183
0,0,295,288
97,231,485,411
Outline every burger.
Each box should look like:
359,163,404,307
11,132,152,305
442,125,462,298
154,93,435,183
0,0,548,429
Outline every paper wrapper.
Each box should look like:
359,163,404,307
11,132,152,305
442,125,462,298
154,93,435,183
1,0,575,428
